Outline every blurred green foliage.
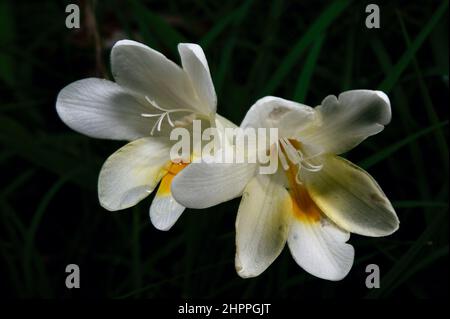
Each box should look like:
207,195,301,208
0,0,448,299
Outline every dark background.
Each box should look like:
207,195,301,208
0,0,448,299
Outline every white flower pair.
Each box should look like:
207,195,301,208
56,40,399,281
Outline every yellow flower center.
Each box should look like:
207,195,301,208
158,162,189,195
281,139,322,222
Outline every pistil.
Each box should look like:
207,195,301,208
141,96,194,135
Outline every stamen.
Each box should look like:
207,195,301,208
301,161,323,172
144,96,193,114
278,138,323,184
140,113,162,118
157,113,166,132
145,96,164,111
150,115,163,135
166,113,175,127
141,96,195,135
280,138,301,164
295,166,303,185
299,149,324,172
277,143,290,171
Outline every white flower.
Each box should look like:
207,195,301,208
56,40,235,231
171,90,400,280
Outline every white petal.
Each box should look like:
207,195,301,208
56,78,152,140
305,155,399,237
178,43,217,115
215,113,238,130
150,192,185,231
240,96,316,139
235,175,292,278
288,216,354,281
214,113,238,150
171,161,257,209
111,40,196,112
303,90,392,154
98,137,171,211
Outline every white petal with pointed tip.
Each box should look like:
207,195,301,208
240,96,316,139
306,155,399,237
111,40,196,112
178,43,217,115
235,175,292,278
215,113,238,131
288,217,354,281
98,137,171,211
56,78,152,140
303,90,392,155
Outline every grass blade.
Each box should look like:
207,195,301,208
366,211,446,298
130,0,186,55
262,0,350,95
293,32,325,102
397,11,449,172
359,120,448,169
378,1,448,92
